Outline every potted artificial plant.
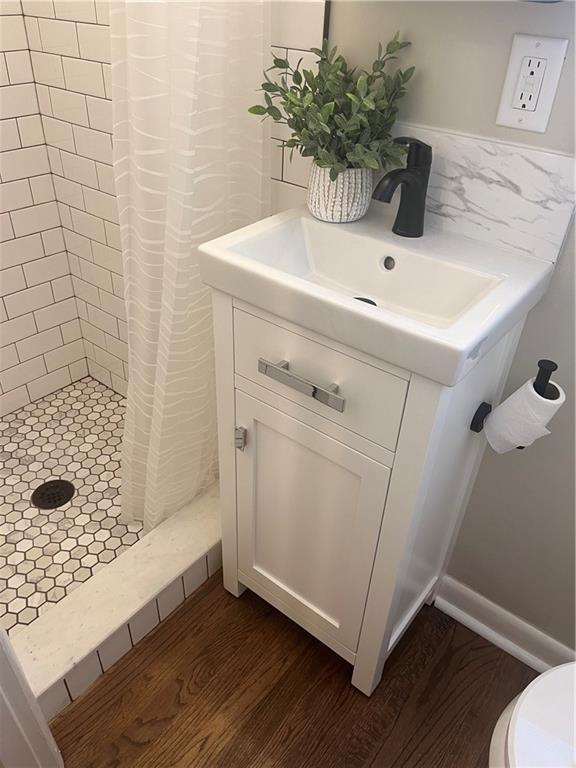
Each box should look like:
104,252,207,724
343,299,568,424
249,35,415,224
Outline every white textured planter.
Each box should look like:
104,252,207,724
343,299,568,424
307,165,373,223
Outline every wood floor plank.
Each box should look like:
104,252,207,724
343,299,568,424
250,609,454,768
52,577,278,767
297,609,455,768
50,575,535,768
209,636,334,768
128,608,310,768
446,650,536,768
369,622,505,767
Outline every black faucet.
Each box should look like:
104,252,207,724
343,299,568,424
373,138,432,238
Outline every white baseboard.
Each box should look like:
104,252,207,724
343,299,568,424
435,575,575,673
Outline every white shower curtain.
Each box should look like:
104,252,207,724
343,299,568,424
110,1,269,530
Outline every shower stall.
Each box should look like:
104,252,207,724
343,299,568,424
1,2,135,635
1,0,326,724
0,0,225,720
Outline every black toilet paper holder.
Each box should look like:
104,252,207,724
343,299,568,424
470,401,492,433
470,359,559,434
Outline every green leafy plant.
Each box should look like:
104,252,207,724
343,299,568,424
249,35,414,181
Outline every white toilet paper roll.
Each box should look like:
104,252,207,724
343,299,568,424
484,378,566,454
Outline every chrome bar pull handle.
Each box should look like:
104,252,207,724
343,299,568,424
257,358,345,413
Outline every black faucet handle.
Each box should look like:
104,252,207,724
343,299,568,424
394,137,432,170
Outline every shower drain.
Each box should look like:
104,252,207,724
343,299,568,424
31,479,76,510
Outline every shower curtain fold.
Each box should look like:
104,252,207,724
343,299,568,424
110,0,269,530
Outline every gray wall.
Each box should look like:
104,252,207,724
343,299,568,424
330,1,575,647
329,0,574,154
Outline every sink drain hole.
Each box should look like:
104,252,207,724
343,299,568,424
31,479,75,510
354,296,377,306
382,256,396,271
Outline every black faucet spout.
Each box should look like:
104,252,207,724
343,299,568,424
373,168,416,204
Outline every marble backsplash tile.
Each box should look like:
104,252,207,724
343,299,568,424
394,123,574,264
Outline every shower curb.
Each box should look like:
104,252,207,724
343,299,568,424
10,485,221,720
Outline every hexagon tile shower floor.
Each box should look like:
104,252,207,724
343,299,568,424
0,377,143,634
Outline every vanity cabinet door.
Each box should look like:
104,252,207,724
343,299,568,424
236,390,391,657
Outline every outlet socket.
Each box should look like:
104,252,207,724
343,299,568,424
497,34,568,133
512,55,546,111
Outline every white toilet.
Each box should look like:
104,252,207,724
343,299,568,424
489,662,575,767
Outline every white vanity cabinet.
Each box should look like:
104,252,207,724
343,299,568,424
199,204,554,696
211,290,524,696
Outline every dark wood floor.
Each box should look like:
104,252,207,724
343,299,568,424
51,573,535,768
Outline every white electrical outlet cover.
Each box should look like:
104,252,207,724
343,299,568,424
497,34,568,133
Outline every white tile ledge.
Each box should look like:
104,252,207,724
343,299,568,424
11,483,221,699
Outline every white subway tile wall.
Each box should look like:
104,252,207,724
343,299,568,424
270,0,325,51
1,1,327,416
0,0,86,415
268,2,326,212
19,0,127,400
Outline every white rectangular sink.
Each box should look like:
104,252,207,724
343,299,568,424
199,204,553,385
232,216,501,329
